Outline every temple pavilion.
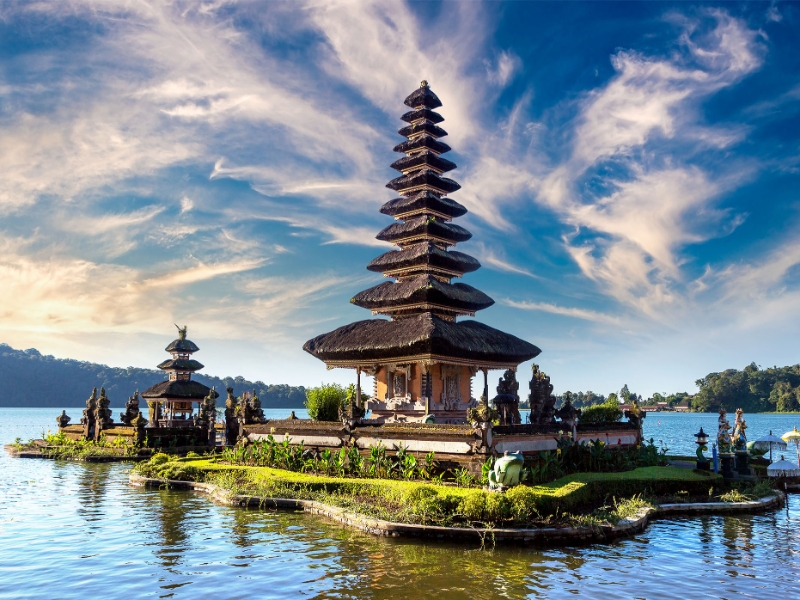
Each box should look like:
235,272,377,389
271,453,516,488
304,81,540,423
141,326,218,427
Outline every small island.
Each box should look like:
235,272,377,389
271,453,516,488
8,81,794,547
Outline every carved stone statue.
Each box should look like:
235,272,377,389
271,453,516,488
555,392,581,436
624,396,646,433
528,364,557,425
339,385,366,427
147,400,162,428
732,407,748,450
247,389,266,424
81,387,98,439
493,369,522,425
56,410,71,430
717,408,733,454
94,387,113,437
488,451,525,489
224,387,239,445
131,411,148,445
198,387,217,446
120,390,141,426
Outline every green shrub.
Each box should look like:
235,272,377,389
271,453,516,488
505,485,540,522
580,398,623,424
305,383,347,421
151,452,171,465
484,493,511,522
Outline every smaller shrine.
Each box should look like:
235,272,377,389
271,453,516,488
141,325,219,428
56,326,220,451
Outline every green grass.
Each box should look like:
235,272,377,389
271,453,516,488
134,457,723,529
13,431,142,459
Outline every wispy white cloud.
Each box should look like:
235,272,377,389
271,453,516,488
471,242,538,278
534,10,765,318
504,299,622,326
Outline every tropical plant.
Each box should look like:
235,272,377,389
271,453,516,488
305,383,347,421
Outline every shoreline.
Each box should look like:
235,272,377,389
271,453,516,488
128,473,786,546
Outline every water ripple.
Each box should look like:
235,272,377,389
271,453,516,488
2,408,800,599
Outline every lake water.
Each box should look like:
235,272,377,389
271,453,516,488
1,408,799,599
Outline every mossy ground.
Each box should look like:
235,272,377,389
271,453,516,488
134,455,731,529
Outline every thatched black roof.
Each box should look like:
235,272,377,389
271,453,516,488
352,274,494,313
157,358,204,371
165,338,199,353
141,379,218,400
380,191,467,219
404,83,443,109
398,122,447,139
304,313,540,365
376,217,471,245
391,152,456,175
394,136,451,155
367,242,480,275
386,170,460,195
303,81,543,370
401,108,444,124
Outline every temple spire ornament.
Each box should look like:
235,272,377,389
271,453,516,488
304,81,540,423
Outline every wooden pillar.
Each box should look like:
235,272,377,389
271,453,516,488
482,367,489,407
356,367,362,409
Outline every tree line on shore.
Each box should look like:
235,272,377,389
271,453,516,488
0,344,306,408
537,363,800,414
4,343,799,413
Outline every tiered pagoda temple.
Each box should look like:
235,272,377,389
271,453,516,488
304,81,540,423
142,326,218,427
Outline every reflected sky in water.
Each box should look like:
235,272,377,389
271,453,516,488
1,409,799,599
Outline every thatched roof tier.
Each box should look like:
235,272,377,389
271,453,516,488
380,191,467,220
376,217,471,246
404,83,443,109
401,108,444,124
141,380,219,400
391,152,456,175
156,358,204,372
303,81,543,374
303,313,540,367
165,338,199,353
351,274,494,315
386,170,460,195
398,122,447,139
367,242,480,277
394,135,451,156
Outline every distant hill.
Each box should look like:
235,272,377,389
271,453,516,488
0,343,306,408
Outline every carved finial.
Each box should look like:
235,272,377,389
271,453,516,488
175,324,187,340
420,80,428,88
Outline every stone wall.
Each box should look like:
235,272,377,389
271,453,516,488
244,419,643,473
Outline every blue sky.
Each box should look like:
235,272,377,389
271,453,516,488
1,1,799,398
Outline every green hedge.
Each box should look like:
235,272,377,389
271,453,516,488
580,401,623,424
134,457,720,526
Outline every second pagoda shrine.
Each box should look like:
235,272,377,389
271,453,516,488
142,325,219,427
304,81,540,423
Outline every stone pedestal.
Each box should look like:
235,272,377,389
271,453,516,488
735,450,750,476
720,453,735,479
696,459,711,471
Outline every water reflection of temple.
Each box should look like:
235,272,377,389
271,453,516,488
304,81,541,423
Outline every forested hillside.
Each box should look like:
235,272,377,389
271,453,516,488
0,344,306,408
692,362,800,413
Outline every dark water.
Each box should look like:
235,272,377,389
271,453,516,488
2,409,799,599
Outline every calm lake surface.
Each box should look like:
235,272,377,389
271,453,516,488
1,408,799,599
